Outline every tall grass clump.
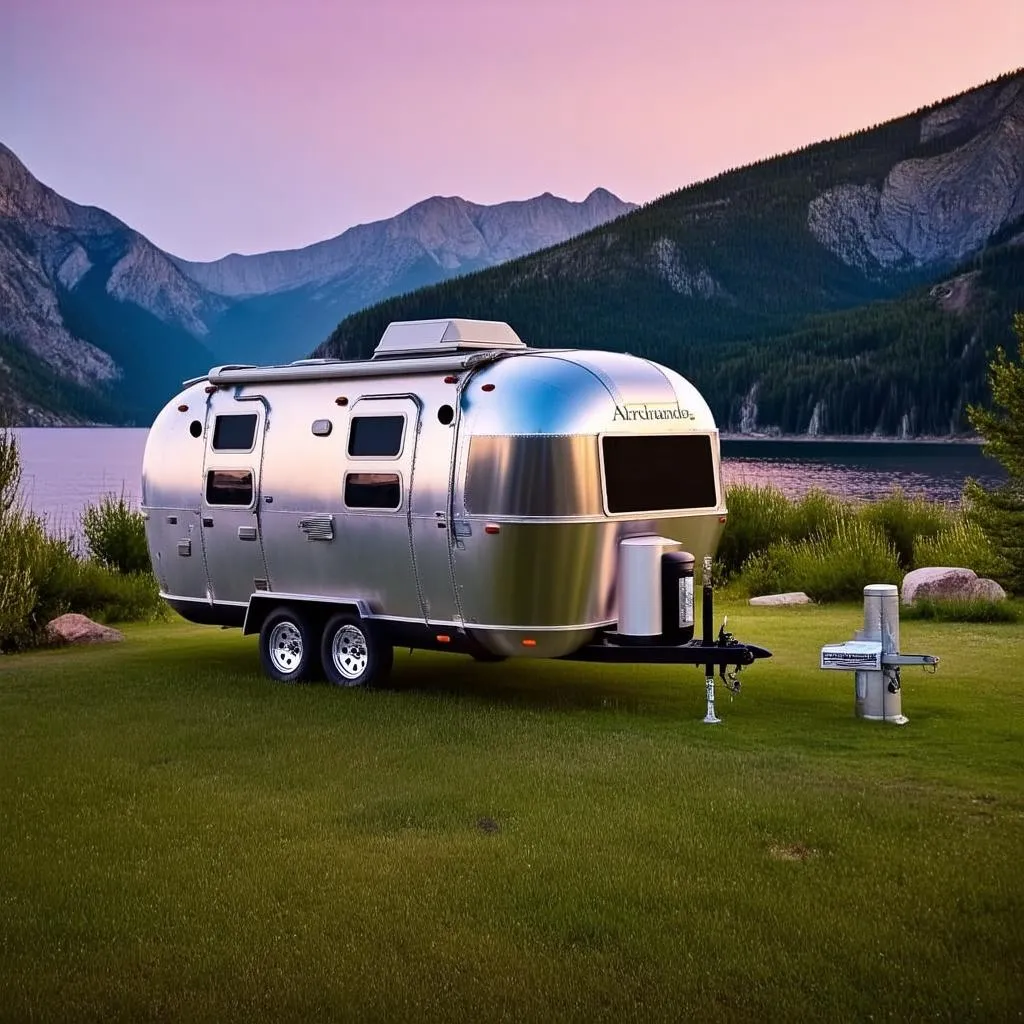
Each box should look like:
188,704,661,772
901,596,1021,623
787,487,857,542
741,517,901,603
859,487,955,568
912,518,1007,578
717,484,793,577
82,490,150,574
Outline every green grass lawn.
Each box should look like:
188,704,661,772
1,601,1022,1022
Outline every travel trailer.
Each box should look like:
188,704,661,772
142,319,768,709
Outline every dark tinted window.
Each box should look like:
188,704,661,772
212,414,257,451
344,472,401,510
602,434,717,513
206,469,253,506
348,416,404,457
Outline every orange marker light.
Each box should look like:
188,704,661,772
436,634,451,644
719,516,728,523
521,638,537,647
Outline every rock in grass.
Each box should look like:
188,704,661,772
45,613,124,646
748,592,812,606
969,578,1007,602
901,567,979,605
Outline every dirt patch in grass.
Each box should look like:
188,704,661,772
769,842,817,862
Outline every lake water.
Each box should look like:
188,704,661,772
8,428,1009,533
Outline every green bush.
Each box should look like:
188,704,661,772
740,517,901,603
912,518,1007,579
902,597,1021,623
82,491,150,575
61,563,166,625
859,487,955,568
0,430,164,650
788,488,857,543
718,484,793,577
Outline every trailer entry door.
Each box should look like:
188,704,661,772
200,405,269,605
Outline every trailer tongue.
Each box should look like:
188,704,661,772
563,555,772,723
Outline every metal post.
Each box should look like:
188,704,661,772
701,555,720,724
857,584,908,725
703,672,721,724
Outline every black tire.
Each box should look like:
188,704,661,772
321,613,393,688
259,607,316,684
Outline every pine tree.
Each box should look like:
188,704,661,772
965,314,1024,592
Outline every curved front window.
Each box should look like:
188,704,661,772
601,434,718,513
465,432,719,517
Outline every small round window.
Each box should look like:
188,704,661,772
189,420,203,438
437,405,454,426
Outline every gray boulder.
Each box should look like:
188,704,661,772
969,577,1008,602
748,592,813,606
45,613,124,645
901,567,978,604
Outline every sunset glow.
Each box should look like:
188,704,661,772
1,0,1020,260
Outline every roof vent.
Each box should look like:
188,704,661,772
372,318,527,359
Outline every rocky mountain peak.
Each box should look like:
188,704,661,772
808,76,1024,272
0,143,119,232
173,188,636,298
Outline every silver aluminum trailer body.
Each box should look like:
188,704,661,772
142,319,740,684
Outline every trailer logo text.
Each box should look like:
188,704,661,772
613,403,694,422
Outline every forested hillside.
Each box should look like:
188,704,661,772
317,71,1024,436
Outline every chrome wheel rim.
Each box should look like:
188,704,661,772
268,621,303,675
332,625,369,682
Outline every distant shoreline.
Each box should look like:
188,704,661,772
720,434,984,446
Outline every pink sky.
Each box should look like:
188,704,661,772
1,0,1021,262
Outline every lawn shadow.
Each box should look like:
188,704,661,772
381,649,704,716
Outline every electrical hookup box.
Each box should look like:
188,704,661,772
820,641,882,672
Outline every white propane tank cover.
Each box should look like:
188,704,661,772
618,536,682,638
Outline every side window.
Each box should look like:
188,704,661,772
206,469,254,506
344,472,401,510
348,415,404,458
213,414,258,452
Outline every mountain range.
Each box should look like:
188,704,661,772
2,69,1023,434
0,149,633,425
320,70,1024,437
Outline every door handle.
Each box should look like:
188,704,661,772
237,526,257,541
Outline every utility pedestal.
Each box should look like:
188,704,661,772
820,583,939,725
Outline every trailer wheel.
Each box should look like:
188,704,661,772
321,614,393,688
260,607,316,684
